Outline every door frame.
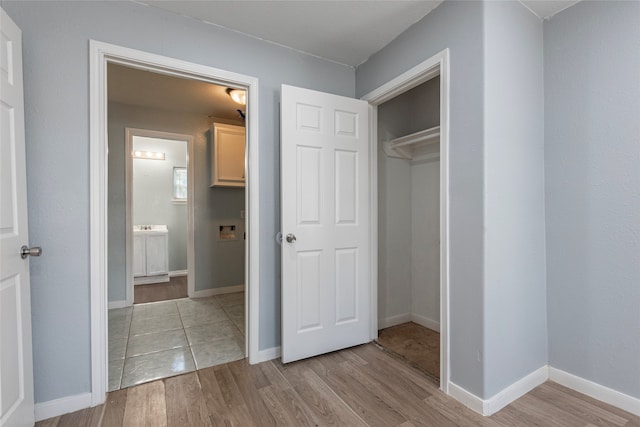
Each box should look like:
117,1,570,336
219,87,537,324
89,40,260,405
361,48,450,393
125,128,195,305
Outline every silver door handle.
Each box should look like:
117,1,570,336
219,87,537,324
21,245,42,259
285,233,296,243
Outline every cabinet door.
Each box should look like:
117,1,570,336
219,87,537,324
133,234,146,277
145,233,168,276
211,123,245,187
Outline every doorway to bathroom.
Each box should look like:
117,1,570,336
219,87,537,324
105,62,249,391
128,130,191,304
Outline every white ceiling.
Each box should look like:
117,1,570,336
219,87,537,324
141,0,443,67
136,1,580,69
109,1,584,119
520,0,581,19
108,63,245,119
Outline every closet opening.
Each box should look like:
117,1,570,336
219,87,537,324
375,74,442,384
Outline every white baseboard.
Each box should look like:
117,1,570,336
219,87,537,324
169,270,187,277
484,366,548,415
134,274,170,285
107,300,129,310
378,313,411,329
255,346,281,363
35,392,93,421
449,366,548,416
449,364,639,417
549,367,640,417
192,284,245,298
448,382,485,415
378,313,440,332
410,313,440,332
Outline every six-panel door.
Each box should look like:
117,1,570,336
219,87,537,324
281,84,371,363
0,7,35,426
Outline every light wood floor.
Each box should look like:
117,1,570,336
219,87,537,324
37,343,639,427
377,322,440,383
134,276,187,304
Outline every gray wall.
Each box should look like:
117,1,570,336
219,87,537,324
544,1,640,399
2,0,354,403
132,136,188,273
108,102,246,303
411,158,440,327
483,1,547,398
358,1,487,396
361,0,549,399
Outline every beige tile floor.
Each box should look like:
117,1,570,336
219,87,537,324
107,292,245,391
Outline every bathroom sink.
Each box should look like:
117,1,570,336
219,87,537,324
134,225,168,233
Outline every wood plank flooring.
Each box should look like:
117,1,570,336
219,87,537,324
37,343,640,427
134,276,187,304
377,322,440,382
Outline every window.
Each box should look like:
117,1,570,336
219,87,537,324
173,167,187,201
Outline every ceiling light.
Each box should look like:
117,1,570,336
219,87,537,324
226,88,246,106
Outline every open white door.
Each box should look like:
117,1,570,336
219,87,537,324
0,8,35,427
281,84,370,363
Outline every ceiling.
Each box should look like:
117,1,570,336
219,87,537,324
520,0,581,20
140,1,581,68
111,1,582,114
141,0,443,67
108,63,245,119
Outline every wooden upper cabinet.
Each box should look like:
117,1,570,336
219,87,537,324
211,123,246,187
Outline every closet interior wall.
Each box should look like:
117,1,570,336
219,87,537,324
377,77,441,332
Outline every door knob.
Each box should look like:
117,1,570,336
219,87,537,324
21,245,42,259
285,233,296,243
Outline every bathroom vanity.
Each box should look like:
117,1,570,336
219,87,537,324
133,225,169,284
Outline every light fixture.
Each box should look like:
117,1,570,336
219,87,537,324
132,150,165,160
226,88,246,106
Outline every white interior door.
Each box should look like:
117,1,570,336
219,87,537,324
281,84,370,363
0,7,35,427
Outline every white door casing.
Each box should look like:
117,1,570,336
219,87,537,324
361,49,450,393
0,7,35,427
91,40,261,406
281,84,370,363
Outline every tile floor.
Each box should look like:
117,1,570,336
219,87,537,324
108,291,245,391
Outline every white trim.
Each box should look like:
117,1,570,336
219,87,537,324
89,39,108,408
134,275,170,285
169,270,188,277
378,313,412,330
191,284,245,298
377,313,440,332
107,300,128,310
549,367,640,417
438,49,451,395
34,393,93,422
361,54,442,105
450,365,640,417
449,366,548,416
368,104,379,342
484,366,548,415
255,346,282,363
125,128,194,302
362,48,451,394
90,40,260,408
448,382,485,415
410,313,440,333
